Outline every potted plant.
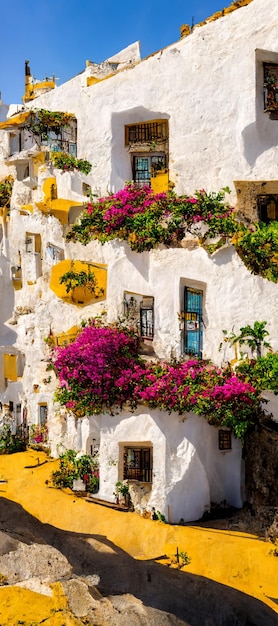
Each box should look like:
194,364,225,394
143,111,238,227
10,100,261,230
114,480,130,506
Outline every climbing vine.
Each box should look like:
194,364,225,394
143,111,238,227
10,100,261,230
26,109,75,140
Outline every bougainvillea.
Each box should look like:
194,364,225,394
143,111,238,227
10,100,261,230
66,183,278,282
52,322,142,416
66,184,239,252
51,321,262,440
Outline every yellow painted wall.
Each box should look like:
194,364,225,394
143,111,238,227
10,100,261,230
53,325,80,346
150,170,169,193
50,260,107,306
36,178,81,224
4,354,17,381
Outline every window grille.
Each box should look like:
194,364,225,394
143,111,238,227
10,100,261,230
263,63,278,113
218,430,232,451
183,287,203,357
133,155,166,187
123,447,152,483
125,120,168,145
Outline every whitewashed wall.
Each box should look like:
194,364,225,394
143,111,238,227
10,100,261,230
27,0,278,203
58,407,242,524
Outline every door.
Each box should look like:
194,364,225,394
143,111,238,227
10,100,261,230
184,287,203,357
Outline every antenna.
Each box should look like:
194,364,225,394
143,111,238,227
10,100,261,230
191,16,195,30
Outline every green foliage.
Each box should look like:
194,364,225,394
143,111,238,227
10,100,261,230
236,352,278,394
51,152,92,175
0,425,26,454
27,109,75,139
66,184,278,283
59,265,103,296
51,449,99,492
231,321,271,359
170,548,191,567
0,176,13,210
114,480,129,496
234,222,278,283
151,509,166,522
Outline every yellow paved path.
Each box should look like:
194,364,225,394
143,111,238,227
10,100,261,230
0,450,277,625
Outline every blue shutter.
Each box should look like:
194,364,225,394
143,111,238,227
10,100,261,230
184,287,203,357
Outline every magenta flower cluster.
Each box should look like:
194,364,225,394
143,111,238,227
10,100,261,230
51,322,261,439
67,184,237,253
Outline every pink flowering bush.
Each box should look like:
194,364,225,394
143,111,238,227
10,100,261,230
51,321,261,440
66,184,239,253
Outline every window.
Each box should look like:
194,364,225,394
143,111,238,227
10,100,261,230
45,243,64,265
25,233,41,254
133,154,166,188
16,403,22,426
82,182,91,197
219,430,232,451
183,287,203,357
125,120,168,145
41,120,77,155
39,404,48,427
125,119,169,191
264,63,278,113
124,292,154,339
123,447,152,482
257,194,278,223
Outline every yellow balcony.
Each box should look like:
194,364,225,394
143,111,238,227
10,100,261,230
50,260,107,306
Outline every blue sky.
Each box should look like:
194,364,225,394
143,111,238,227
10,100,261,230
1,0,225,104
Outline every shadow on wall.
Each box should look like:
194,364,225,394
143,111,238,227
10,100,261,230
0,256,17,345
0,496,277,625
110,106,170,191
242,50,278,167
242,118,278,167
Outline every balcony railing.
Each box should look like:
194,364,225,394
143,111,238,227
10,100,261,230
123,467,153,483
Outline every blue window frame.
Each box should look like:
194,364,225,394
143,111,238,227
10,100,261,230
183,287,203,357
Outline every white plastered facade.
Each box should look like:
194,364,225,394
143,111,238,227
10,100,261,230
0,0,277,522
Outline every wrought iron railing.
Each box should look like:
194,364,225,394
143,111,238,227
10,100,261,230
123,467,153,483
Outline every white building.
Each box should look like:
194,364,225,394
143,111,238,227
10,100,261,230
0,0,277,522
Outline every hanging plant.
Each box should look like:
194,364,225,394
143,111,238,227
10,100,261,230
59,263,104,297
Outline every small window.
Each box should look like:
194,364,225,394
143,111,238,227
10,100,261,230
263,62,278,113
82,182,91,197
123,446,152,482
219,430,232,451
25,233,41,254
16,403,22,426
124,292,154,339
45,243,63,264
39,404,48,427
257,194,278,223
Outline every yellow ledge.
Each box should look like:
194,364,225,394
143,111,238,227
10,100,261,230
181,0,253,36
